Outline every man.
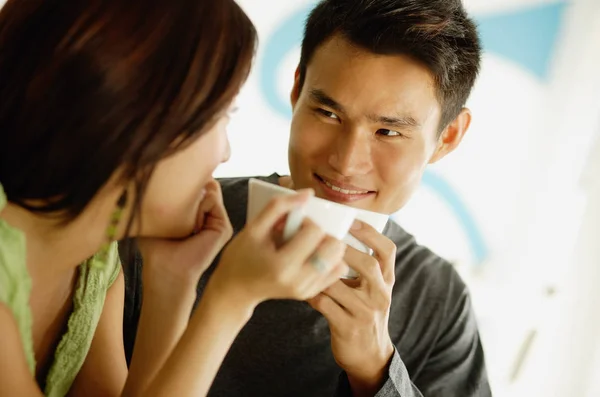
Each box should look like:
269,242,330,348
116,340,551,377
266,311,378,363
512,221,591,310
122,0,491,395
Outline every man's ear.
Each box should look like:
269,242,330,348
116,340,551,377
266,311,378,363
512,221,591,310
290,66,301,110
429,108,472,164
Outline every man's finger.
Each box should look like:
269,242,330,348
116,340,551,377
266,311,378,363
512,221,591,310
322,280,369,316
349,220,396,285
307,293,350,326
314,261,350,293
344,245,386,289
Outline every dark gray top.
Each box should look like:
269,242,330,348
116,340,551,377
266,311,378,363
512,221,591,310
121,174,491,397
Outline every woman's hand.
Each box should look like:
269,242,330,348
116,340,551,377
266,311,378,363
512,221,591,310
208,189,348,308
137,179,232,288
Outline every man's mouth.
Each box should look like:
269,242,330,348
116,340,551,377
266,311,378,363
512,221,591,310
321,179,369,194
314,174,375,202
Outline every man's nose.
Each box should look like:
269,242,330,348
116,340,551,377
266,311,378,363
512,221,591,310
328,128,372,176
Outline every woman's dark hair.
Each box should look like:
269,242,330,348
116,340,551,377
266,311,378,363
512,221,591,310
299,0,481,131
0,0,257,223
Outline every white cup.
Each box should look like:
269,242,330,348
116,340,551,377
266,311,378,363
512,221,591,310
247,178,388,279
247,178,357,241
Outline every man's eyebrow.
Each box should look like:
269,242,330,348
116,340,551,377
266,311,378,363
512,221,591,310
368,114,421,129
308,88,345,114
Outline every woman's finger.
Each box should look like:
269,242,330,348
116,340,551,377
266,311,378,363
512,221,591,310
249,189,313,236
293,236,346,294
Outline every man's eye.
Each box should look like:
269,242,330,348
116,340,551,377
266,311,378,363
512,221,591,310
377,129,403,137
317,109,339,120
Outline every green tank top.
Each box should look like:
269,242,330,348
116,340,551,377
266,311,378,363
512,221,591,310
0,183,121,397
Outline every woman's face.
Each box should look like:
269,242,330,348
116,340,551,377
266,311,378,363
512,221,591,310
135,112,232,238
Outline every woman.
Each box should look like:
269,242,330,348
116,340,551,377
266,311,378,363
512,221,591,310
0,0,348,396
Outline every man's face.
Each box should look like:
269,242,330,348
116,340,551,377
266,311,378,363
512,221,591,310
289,34,453,215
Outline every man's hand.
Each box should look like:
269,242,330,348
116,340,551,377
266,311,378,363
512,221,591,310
308,220,396,397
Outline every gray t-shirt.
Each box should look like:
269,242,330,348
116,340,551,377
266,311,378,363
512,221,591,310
121,174,491,397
